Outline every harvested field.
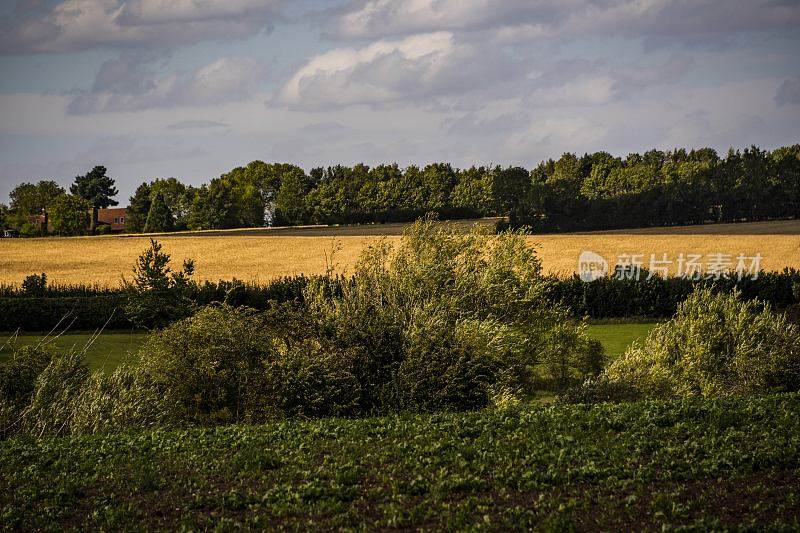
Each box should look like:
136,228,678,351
0,219,798,286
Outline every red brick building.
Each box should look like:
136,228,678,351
97,208,127,231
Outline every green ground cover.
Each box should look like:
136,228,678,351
1,394,797,530
0,331,147,371
1,323,654,372
586,322,658,360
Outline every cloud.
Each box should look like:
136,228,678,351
0,0,283,54
67,56,264,114
775,77,800,106
331,0,800,43
275,32,521,110
165,119,228,130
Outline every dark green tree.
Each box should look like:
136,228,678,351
125,182,152,233
143,192,174,233
123,239,195,329
49,194,90,236
8,180,65,231
70,166,118,233
0,203,8,230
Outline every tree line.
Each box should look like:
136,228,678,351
2,144,799,235
0,166,117,236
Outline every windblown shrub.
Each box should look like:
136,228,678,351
0,344,54,438
255,337,362,419
605,288,800,398
137,305,274,424
21,350,90,438
304,218,601,411
68,366,178,436
137,304,363,423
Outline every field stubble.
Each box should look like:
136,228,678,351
0,219,798,286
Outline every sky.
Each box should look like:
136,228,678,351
1,0,799,204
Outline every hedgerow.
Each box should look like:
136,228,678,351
602,288,800,399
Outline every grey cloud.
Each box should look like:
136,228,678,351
0,0,284,54
775,77,800,106
67,56,264,114
331,0,800,43
165,120,228,130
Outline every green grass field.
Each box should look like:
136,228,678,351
2,393,797,530
586,322,658,360
0,331,147,371
1,323,656,371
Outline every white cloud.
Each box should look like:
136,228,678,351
0,0,283,53
276,32,479,110
67,56,264,114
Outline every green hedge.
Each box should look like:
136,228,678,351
0,296,131,331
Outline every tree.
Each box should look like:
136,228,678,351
0,203,8,229
70,166,118,233
123,239,195,329
125,182,152,233
143,192,174,233
8,180,65,231
150,178,192,230
49,194,90,236
274,171,310,225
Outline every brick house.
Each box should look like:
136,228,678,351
97,207,127,231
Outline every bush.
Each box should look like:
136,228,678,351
605,288,800,398
68,366,178,436
0,295,131,331
137,304,363,423
0,345,54,438
136,305,273,424
557,376,641,405
255,337,362,419
21,350,90,438
304,219,600,410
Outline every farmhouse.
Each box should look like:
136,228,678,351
97,207,127,231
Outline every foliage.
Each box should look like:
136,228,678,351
303,219,600,409
545,268,800,318
48,194,90,236
79,143,800,235
136,305,275,424
21,273,47,296
0,203,8,229
7,180,64,229
0,295,131,330
514,144,800,231
70,165,118,209
0,345,54,438
124,181,152,233
143,192,174,233
605,288,800,398
123,239,195,329
71,165,118,232
1,394,798,530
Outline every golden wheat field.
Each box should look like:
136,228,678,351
0,219,798,286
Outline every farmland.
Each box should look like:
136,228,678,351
0,331,147,371
1,219,798,286
1,393,797,530
0,324,657,371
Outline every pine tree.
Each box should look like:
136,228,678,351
70,166,118,233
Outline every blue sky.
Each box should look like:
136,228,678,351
1,0,799,204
